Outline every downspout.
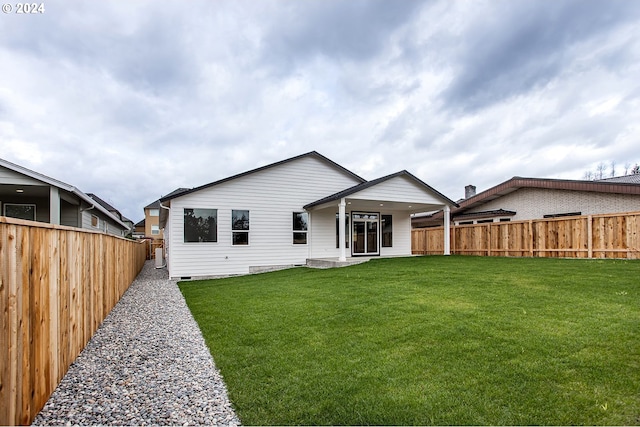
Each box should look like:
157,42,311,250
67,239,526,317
80,203,95,230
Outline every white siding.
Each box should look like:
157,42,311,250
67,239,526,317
380,213,411,256
167,156,362,278
351,175,443,204
309,209,341,258
309,208,412,258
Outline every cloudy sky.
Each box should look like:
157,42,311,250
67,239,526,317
1,0,639,222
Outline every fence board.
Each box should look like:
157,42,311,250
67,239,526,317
0,217,145,426
412,211,640,260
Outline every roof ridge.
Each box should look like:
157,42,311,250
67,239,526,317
160,151,366,202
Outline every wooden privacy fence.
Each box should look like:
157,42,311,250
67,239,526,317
0,216,146,426
412,211,640,259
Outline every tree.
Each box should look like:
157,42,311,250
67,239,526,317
583,160,639,179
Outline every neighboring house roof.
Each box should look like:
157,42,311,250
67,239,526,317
145,188,190,209
159,152,366,203
304,170,458,209
87,193,133,224
135,219,145,227
0,157,131,230
453,209,517,220
459,176,640,213
412,175,640,227
597,174,640,184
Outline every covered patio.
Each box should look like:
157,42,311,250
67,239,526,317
304,171,457,261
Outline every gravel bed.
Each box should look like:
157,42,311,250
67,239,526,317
33,261,241,426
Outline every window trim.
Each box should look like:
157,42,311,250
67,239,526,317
381,214,393,248
232,209,250,246
183,208,218,243
293,212,308,245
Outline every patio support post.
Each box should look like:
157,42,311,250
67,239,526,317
50,186,60,225
443,204,451,255
339,198,346,261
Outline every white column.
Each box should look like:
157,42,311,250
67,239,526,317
443,204,451,255
49,186,60,225
339,198,346,261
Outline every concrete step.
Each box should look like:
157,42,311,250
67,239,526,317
306,257,370,269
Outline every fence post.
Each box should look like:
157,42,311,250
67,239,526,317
423,229,427,255
529,220,534,257
451,224,456,255
587,215,593,258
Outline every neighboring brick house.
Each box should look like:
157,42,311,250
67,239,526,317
412,175,640,228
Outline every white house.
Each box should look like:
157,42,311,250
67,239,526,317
159,152,456,278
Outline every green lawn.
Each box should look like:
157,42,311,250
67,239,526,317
179,256,640,426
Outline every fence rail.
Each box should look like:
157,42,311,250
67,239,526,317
0,217,146,426
412,211,640,259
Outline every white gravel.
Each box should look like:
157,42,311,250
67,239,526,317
33,261,241,426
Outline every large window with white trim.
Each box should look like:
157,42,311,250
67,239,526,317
381,215,393,247
232,210,250,245
184,208,217,242
293,212,308,244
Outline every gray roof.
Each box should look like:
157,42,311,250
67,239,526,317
597,174,640,184
145,188,190,209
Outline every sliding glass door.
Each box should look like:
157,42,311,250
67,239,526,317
352,213,379,256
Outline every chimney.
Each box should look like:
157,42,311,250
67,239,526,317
465,185,476,199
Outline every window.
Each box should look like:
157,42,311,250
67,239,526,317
335,213,349,248
477,219,493,224
293,212,308,244
543,212,581,219
4,203,36,221
184,208,217,242
381,215,392,247
149,209,159,217
232,210,249,245
91,215,99,228
151,225,160,235
499,218,511,222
